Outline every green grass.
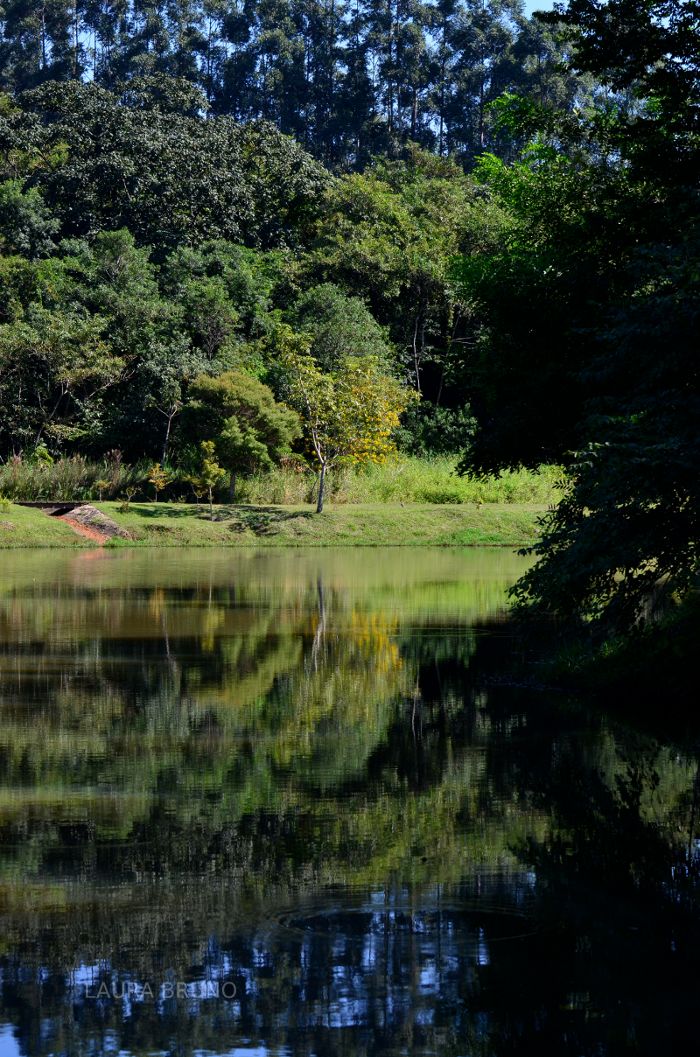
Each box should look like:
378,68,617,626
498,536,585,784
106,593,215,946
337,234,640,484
0,503,85,548
101,501,545,547
0,499,548,548
237,458,563,506
0,454,563,506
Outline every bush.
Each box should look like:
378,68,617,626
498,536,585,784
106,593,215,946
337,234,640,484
395,402,477,457
0,454,146,501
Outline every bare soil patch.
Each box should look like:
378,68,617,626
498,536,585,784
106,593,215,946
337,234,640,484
55,505,131,546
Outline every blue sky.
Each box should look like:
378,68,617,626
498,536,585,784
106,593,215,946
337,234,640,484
524,0,557,13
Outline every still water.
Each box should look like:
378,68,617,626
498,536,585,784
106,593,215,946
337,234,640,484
0,547,698,1057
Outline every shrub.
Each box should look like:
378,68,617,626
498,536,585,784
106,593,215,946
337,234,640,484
0,455,146,501
395,402,478,457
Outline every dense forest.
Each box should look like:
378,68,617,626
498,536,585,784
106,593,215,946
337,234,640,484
0,0,587,166
0,0,698,648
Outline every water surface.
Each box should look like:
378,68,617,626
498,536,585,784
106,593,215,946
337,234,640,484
0,548,698,1057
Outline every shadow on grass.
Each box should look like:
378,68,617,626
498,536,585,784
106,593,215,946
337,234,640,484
221,506,315,535
125,504,315,535
126,504,200,519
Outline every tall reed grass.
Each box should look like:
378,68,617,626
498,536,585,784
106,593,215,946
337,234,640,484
0,454,144,502
0,454,564,506
191,457,562,506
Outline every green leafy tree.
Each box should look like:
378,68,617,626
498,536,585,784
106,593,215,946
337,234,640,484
0,180,59,258
0,0,592,169
0,0,85,91
281,343,415,512
184,370,301,500
50,230,201,458
457,0,700,637
309,150,507,404
0,306,120,453
16,80,328,250
147,462,171,501
196,439,226,518
288,282,394,373
160,241,286,362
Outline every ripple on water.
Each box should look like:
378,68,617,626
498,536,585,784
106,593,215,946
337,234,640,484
262,877,541,951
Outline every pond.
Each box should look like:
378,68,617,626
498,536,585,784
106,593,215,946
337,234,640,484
0,547,698,1057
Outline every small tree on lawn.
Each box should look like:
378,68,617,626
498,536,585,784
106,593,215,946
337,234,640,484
184,371,301,501
119,486,138,512
186,475,208,510
147,463,170,502
197,441,227,520
281,351,416,513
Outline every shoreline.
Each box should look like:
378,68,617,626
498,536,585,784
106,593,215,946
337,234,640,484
0,502,546,549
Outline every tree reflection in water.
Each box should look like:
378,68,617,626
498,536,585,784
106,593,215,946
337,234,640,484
0,548,698,1056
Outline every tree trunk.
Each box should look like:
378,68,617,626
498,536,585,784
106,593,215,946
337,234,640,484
316,463,327,513
229,472,236,503
479,77,485,149
412,314,422,393
161,415,172,464
208,487,214,521
72,1,79,78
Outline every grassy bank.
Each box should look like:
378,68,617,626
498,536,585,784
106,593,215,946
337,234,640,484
0,503,86,547
0,501,546,548
238,460,562,506
0,455,562,506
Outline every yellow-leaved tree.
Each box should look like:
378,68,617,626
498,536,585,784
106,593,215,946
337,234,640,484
282,341,416,513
